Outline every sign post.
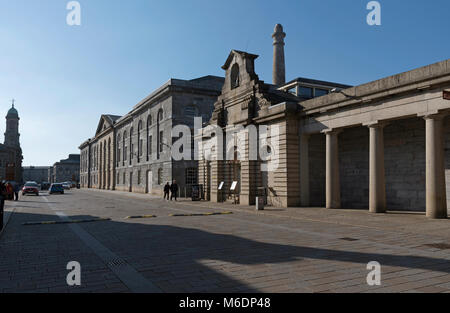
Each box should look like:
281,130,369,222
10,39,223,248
218,182,224,203
230,181,238,204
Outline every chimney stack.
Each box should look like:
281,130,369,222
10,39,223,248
272,24,286,86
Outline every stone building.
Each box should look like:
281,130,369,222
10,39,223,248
79,75,224,196
0,103,23,183
197,24,450,219
23,166,50,184
49,154,80,183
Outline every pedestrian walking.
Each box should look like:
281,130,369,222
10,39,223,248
170,180,179,201
5,182,13,201
163,182,170,200
13,183,20,201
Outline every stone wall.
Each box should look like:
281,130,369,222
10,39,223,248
384,118,425,211
115,161,172,196
308,133,325,207
266,119,300,207
339,127,369,209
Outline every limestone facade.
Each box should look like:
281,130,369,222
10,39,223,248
79,76,224,196
23,166,50,184
49,154,80,183
197,26,450,219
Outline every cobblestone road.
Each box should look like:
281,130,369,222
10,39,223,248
1,189,450,293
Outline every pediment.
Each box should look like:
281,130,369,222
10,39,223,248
95,115,113,136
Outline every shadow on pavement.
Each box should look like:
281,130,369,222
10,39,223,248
2,210,450,293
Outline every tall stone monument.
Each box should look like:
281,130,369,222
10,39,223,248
272,24,286,86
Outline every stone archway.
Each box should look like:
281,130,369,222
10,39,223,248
146,170,153,194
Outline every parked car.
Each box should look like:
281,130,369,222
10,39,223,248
22,182,39,196
41,182,51,190
62,182,71,190
49,183,64,195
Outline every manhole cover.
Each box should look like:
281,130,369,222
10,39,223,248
424,243,450,250
340,237,359,242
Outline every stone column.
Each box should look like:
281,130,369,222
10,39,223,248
272,24,286,86
323,129,341,209
300,134,310,207
424,114,447,219
367,122,387,213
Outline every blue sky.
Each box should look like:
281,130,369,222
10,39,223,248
0,0,449,166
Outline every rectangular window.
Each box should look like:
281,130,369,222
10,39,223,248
138,170,141,185
315,88,329,97
159,131,164,153
185,168,198,185
299,86,313,98
139,139,143,156
148,136,152,156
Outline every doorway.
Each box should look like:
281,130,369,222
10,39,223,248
147,170,153,194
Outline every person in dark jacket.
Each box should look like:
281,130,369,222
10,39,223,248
163,182,170,200
170,180,179,201
13,183,20,201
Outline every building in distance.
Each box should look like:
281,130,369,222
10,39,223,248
49,154,80,184
23,166,50,184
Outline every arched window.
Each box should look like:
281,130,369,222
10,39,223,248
138,121,143,163
123,130,127,164
117,134,121,165
230,63,240,89
157,109,163,159
157,168,163,185
129,127,134,165
147,115,152,161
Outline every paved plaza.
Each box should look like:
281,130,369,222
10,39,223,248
1,189,450,293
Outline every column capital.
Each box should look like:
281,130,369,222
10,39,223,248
364,120,389,128
321,128,343,135
419,112,447,121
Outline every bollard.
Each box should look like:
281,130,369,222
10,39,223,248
256,196,264,211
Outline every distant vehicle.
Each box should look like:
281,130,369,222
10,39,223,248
62,182,71,190
22,182,39,196
49,184,64,195
41,182,51,190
